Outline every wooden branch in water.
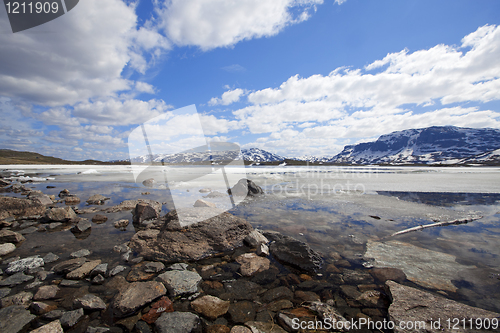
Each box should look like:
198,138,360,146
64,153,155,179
390,216,483,237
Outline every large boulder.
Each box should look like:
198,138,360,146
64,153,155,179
0,196,45,219
129,208,253,263
45,207,77,222
264,231,323,272
386,280,500,333
132,200,162,225
228,179,263,197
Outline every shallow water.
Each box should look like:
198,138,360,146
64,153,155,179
2,164,500,315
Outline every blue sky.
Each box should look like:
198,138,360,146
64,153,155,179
1,0,500,160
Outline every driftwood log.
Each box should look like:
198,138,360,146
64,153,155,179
389,215,483,237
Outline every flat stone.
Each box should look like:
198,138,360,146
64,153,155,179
48,222,63,229
294,290,321,302
34,285,59,300
191,295,230,320
168,263,188,271
87,327,111,333
228,301,256,323
70,249,91,258
365,240,476,292
42,309,66,320
144,261,165,273
194,199,216,208
356,290,389,308
0,305,36,333
244,321,287,333
59,279,83,287
126,263,156,282
112,281,167,317
91,263,108,277
244,230,269,247
42,252,59,263
235,253,270,276
30,301,58,315
230,326,252,333
224,280,264,301
261,286,293,303
71,219,92,233
92,214,108,223
0,196,45,220
0,288,11,298
6,256,44,274
60,308,84,329
387,280,500,333
52,258,87,274
207,324,230,333
155,311,202,333
45,206,77,222
0,272,34,287
0,291,33,308
66,259,101,279
109,265,127,277
87,194,110,205
0,243,16,256
74,293,107,310
30,320,63,333
129,209,253,263
370,267,406,283
341,269,374,284
0,229,25,243
157,270,202,297
141,296,174,324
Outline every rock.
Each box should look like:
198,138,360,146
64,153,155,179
19,226,38,234
199,188,211,193
294,290,321,302
59,279,82,287
71,219,92,233
386,280,500,333
244,321,287,333
0,272,34,287
144,261,165,273
92,214,108,223
27,191,53,205
228,179,264,197
64,195,81,204
70,249,91,258
0,229,25,243
52,258,87,274
191,295,230,320
142,178,156,187
230,326,252,333
244,230,269,247
341,269,374,284
109,265,127,276
42,309,66,320
265,299,293,312
305,301,349,329
340,285,361,299
228,301,257,323
141,296,174,324
365,240,476,292
0,291,33,308
356,290,389,308
92,274,105,285
224,280,264,301
157,270,202,297
60,308,84,329
34,285,59,300
0,305,36,333
194,199,216,208
0,243,16,256
168,263,189,271
129,209,253,263
66,260,101,279
58,189,70,198
30,301,58,315
256,244,269,257
114,219,129,228
47,222,62,230
45,206,77,222
265,231,323,272
132,201,162,225
235,253,270,276
74,294,107,311
30,320,63,333
87,194,110,205
155,311,202,333
261,286,294,303
0,288,11,298
126,263,156,282
0,196,45,220
91,263,108,277
112,281,167,317
370,267,406,283
207,324,230,333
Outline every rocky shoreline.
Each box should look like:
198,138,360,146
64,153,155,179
0,176,499,333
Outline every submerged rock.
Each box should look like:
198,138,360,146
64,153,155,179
264,231,323,272
112,281,167,317
0,229,26,244
0,272,34,287
0,196,45,220
386,280,500,333
191,295,230,320
157,270,202,297
73,294,107,311
364,240,476,292
129,208,253,263
60,308,84,329
155,311,202,333
87,194,110,205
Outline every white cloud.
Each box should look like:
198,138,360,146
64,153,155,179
209,88,246,106
155,0,323,50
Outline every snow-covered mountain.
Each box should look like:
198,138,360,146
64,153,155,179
329,126,500,165
241,148,284,162
458,148,500,165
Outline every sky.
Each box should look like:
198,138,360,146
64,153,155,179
1,0,500,161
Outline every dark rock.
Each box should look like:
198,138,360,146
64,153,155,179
64,195,81,204
386,280,500,333
0,272,34,287
19,226,38,234
0,288,11,298
207,324,230,333
92,214,108,223
126,263,156,282
0,291,33,308
58,189,70,198
129,209,253,263
294,290,321,302
224,280,264,301
114,219,129,228
92,274,105,285
244,321,287,333
27,191,53,205
263,299,293,312
141,296,174,324
45,206,77,222
157,270,202,297
87,194,110,205
0,196,45,220
0,229,26,243
370,267,406,283
264,231,322,272
60,308,84,329
135,321,152,333
66,260,101,279
132,201,162,225
155,311,202,333
71,219,92,233
71,249,91,258
74,294,107,310
30,319,63,333
112,281,167,317
342,269,374,284
261,286,293,303
228,179,264,197
228,301,256,323
42,309,66,320
30,301,58,315
251,268,278,285
34,285,59,300
109,265,127,277
52,258,87,274
0,305,36,333
356,290,389,308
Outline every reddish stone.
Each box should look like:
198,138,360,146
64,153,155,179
140,296,174,324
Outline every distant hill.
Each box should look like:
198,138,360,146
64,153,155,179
0,149,129,165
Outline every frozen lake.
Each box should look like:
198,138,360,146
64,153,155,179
2,164,500,313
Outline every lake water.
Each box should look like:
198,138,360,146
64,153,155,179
2,164,500,315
